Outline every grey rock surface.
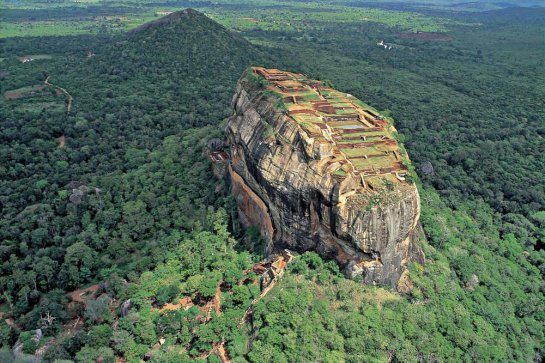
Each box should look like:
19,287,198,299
226,72,425,290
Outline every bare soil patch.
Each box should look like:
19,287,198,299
58,134,65,148
4,85,45,100
68,283,99,303
242,17,258,23
157,297,194,312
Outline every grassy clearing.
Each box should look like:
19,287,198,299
335,108,357,115
4,85,46,100
17,54,53,62
17,101,65,113
1,21,100,37
352,156,393,169
1,1,451,38
208,1,450,33
333,168,348,177
2,1,452,37
0,15,156,38
341,147,377,157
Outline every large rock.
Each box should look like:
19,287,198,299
226,67,425,290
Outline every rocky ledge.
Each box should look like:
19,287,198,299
226,67,425,291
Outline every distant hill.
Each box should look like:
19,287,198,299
127,8,211,35
104,8,266,109
60,8,268,134
0,8,271,338
351,0,544,11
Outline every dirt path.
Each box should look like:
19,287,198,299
58,134,65,148
44,76,73,113
149,255,291,363
214,342,232,363
156,297,193,313
68,284,99,303
211,285,231,363
193,285,232,362
240,271,280,326
214,285,222,316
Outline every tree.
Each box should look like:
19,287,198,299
75,345,114,363
84,295,111,324
155,285,178,307
60,243,97,288
42,344,71,363
18,331,37,354
122,200,152,239
0,320,14,348
33,257,57,290
89,325,112,348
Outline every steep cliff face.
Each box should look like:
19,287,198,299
226,67,425,291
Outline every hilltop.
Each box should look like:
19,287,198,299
128,8,210,35
108,8,264,87
226,67,425,290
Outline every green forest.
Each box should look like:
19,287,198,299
0,2,544,363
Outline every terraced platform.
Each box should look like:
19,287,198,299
252,67,408,186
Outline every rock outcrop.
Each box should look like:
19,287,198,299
226,67,425,291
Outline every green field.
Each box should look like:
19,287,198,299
208,3,453,33
17,54,53,61
0,18,158,38
0,0,454,38
17,101,65,113
4,84,45,100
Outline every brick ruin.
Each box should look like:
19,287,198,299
253,67,409,189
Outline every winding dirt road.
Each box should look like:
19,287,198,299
44,76,73,113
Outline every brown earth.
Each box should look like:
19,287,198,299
58,134,65,148
214,286,222,316
229,165,274,241
44,76,73,113
3,85,45,100
68,284,99,304
157,297,193,313
214,342,232,363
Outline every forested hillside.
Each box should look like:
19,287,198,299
0,6,544,363
0,7,269,347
